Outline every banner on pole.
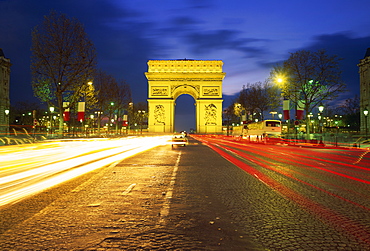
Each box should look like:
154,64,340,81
77,102,85,122
122,115,128,126
296,100,305,120
283,99,290,120
63,102,70,121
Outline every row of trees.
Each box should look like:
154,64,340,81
30,11,132,136
225,49,360,137
28,11,359,137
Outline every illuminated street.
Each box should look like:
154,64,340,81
0,136,171,207
0,135,369,250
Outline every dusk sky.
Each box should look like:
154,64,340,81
1,0,370,130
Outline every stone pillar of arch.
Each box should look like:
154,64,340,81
145,59,225,133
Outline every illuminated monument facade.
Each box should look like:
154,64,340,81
145,59,225,133
0,49,11,135
358,48,370,133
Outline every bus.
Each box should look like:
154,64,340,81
233,120,282,142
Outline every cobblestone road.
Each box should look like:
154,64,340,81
0,138,261,250
0,137,369,250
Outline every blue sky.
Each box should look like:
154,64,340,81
1,0,370,130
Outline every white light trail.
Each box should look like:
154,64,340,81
0,136,171,207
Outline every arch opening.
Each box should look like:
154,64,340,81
174,94,195,132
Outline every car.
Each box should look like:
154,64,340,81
171,133,188,147
359,140,370,149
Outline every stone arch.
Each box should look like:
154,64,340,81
172,84,199,100
145,59,225,133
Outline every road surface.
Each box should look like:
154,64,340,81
0,135,369,250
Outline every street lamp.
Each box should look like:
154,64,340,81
318,104,324,113
364,107,368,140
4,109,9,136
138,110,145,134
110,102,115,134
318,104,324,145
49,106,54,136
128,102,133,132
307,113,313,136
270,111,277,118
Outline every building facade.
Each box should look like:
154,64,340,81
358,48,370,134
0,48,11,135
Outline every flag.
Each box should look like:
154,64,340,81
63,102,70,121
296,100,305,120
283,99,290,120
77,102,85,122
123,115,128,127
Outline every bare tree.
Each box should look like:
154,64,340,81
31,11,97,136
94,70,118,134
237,80,280,121
271,49,347,138
93,69,132,134
339,95,360,115
111,81,132,133
11,101,42,127
337,95,360,131
129,102,148,133
222,103,238,136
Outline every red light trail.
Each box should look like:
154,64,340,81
192,135,370,246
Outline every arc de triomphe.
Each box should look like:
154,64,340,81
145,59,225,133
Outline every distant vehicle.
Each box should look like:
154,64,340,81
179,131,188,137
233,119,282,142
171,133,188,147
360,140,370,150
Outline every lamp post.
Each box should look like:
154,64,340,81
318,104,324,145
4,109,9,136
110,102,115,134
276,75,291,141
307,113,313,138
89,114,94,135
128,102,133,133
364,107,368,140
49,106,54,136
138,110,145,134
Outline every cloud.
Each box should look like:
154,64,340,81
185,0,214,9
306,32,370,61
157,16,202,37
304,32,370,97
171,16,200,27
185,29,267,58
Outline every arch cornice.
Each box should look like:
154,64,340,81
145,72,225,81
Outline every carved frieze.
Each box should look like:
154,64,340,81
154,104,165,124
204,103,217,125
202,86,220,96
151,86,168,96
